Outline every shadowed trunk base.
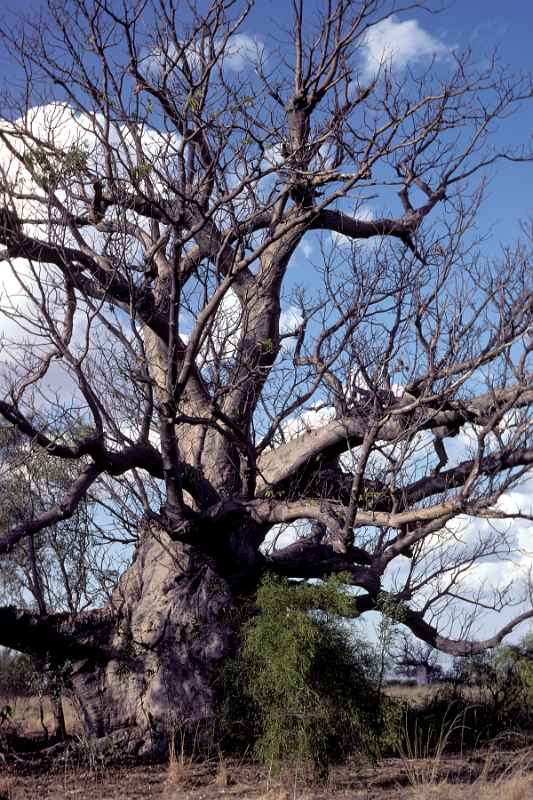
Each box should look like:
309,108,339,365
70,529,234,758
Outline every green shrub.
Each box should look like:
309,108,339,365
0,650,33,698
399,641,533,755
448,644,533,742
221,574,385,780
377,694,406,754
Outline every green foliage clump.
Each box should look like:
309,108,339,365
0,649,33,698
450,639,533,739
399,635,533,754
23,143,89,189
221,574,384,779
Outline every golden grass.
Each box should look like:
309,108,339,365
405,745,533,800
0,694,81,738
384,682,492,707
164,759,189,793
408,772,533,799
385,684,440,703
213,755,231,787
0,777,16,800
162,732,197,797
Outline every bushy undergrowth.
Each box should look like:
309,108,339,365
0,650,33,698
220,574,394,779
400,644,533,754
220,578,533,780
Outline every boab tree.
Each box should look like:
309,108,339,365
0,0,532,755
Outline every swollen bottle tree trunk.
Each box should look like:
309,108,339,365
71,528,234,756
0,0,532,764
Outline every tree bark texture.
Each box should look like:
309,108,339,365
70,529,233,756
0,0,532,761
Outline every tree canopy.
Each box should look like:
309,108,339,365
0,1,532,745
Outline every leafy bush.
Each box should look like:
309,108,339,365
451,644,533,739
0,650,33,698
220,574,386,779
399,640,533,754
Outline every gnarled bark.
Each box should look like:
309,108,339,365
0,0,532,762
70,527,233,756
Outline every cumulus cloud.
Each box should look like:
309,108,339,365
279,305,303,336
280,405,336,442
198,288,242,365
0,103,180,387
435,521,532,631
262,142,285,169
0,102,182,234
411,437,533,616
361,16,451,79
221,33,264,71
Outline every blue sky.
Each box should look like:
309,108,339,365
252,0,533,246
1,0,531,246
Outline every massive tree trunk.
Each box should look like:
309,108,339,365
70,527,235,757
1,0,532,769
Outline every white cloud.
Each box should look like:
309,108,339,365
143,33,264,79
282,405,336,441
298,239,313,259
278,305,304,353
221,33,264,72
331,204,374,248
0,102,183,236
497,486,533,521
263,143,285,169
417,426,533,600
361,16,450,80
0,103,179,390
279,305,303,336
187,32,264,74
261,520,306,555
198,288,242,365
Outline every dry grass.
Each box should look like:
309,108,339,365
163,738,190,795
163,760,189,793
1,755,533,800
0,694,81,738
408,772,533,799
0,777,16,800
2,697,533,799
384,682,488,708
405,745,533,799
385,683,440,704
213,755,231,786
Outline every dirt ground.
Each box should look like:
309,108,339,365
2,748,533,800
2,693,533,799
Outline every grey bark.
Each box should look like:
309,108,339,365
0,0,531,759
71,526,233,756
